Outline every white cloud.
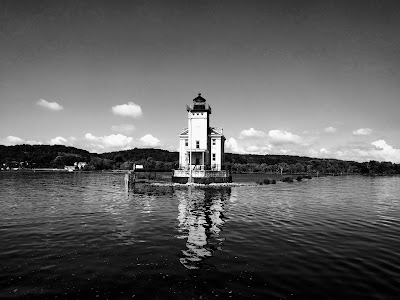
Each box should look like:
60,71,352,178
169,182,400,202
225,137,270,154
225,138,245,153
251,145,272,153
85,133,97,141
1,136,45,146
371,140,400,162
332,148,375,162
85,133,133,148
50,136,68,145
112,102,142,118
320,148,330,154
239,128,266,138
268,130,301,145
353,128,372,136
139,134,161,147
318,139,400,163
324,126,337,133
26,140,43,145
111,124,136,134
84,132,161,152
225,126,400,163
225,128,304,154
103,134,134,147
37,99,63,111
3,136,25,145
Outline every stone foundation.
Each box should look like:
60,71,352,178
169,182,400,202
172,175,232,184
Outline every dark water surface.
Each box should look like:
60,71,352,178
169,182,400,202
1,173,399,299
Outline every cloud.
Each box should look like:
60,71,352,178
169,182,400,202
85,133,133,148
226,127,400,163
225,137,247,153
84,132,161,152
139,134,161,147
252,145,272,153
112,102,142,118
37,99,63,111
111,124,136,134
26,140,43,145
226,128,304,154
320,139,400,163
320,148,330,155
353,128,372,136
226,135,272,154
85,133,97,141
324,126,337,133
1,136,45,146
50,136,68,145
268,130,302,145
3,136,25,145
239,128,266,138
103,135,134,147
371,140,400,162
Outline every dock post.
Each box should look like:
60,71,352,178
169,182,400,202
124,172,129,187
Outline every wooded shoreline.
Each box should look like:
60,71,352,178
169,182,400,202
1,144,399,175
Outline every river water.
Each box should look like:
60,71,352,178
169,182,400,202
0,172,399,299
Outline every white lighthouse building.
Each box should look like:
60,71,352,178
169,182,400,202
172,93,231,184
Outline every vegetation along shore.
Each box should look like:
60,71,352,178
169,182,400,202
1,144,400,176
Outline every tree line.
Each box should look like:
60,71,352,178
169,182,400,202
1,144,400,175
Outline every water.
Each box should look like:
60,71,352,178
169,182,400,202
1,172,399,299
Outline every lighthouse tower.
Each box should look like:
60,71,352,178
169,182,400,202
173,93,231,184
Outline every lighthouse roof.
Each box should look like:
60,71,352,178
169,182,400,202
193,93,206,103
186,93,212,113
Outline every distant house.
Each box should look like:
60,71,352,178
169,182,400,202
64,166,75,172
74,162,87,170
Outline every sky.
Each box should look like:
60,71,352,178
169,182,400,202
1,0,400,163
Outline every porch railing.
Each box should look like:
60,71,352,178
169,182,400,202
178,164,224,171
173,169,230,178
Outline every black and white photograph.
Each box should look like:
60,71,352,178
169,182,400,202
1,0,399,299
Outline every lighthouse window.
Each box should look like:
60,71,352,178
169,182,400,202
212,153,216,161
212,139,216,146
196,141,200,149
185,139,188,147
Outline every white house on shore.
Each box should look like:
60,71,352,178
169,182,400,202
172,93,231,184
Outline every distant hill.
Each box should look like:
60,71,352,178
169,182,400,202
99,148,178,163
0,144,92,168
1,144,399,174
225,153,344,165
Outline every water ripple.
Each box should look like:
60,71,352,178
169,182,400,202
1,173,399,298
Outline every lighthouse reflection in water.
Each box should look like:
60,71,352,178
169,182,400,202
175,187,231,269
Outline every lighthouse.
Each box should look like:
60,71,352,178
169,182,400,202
172,93,231,184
